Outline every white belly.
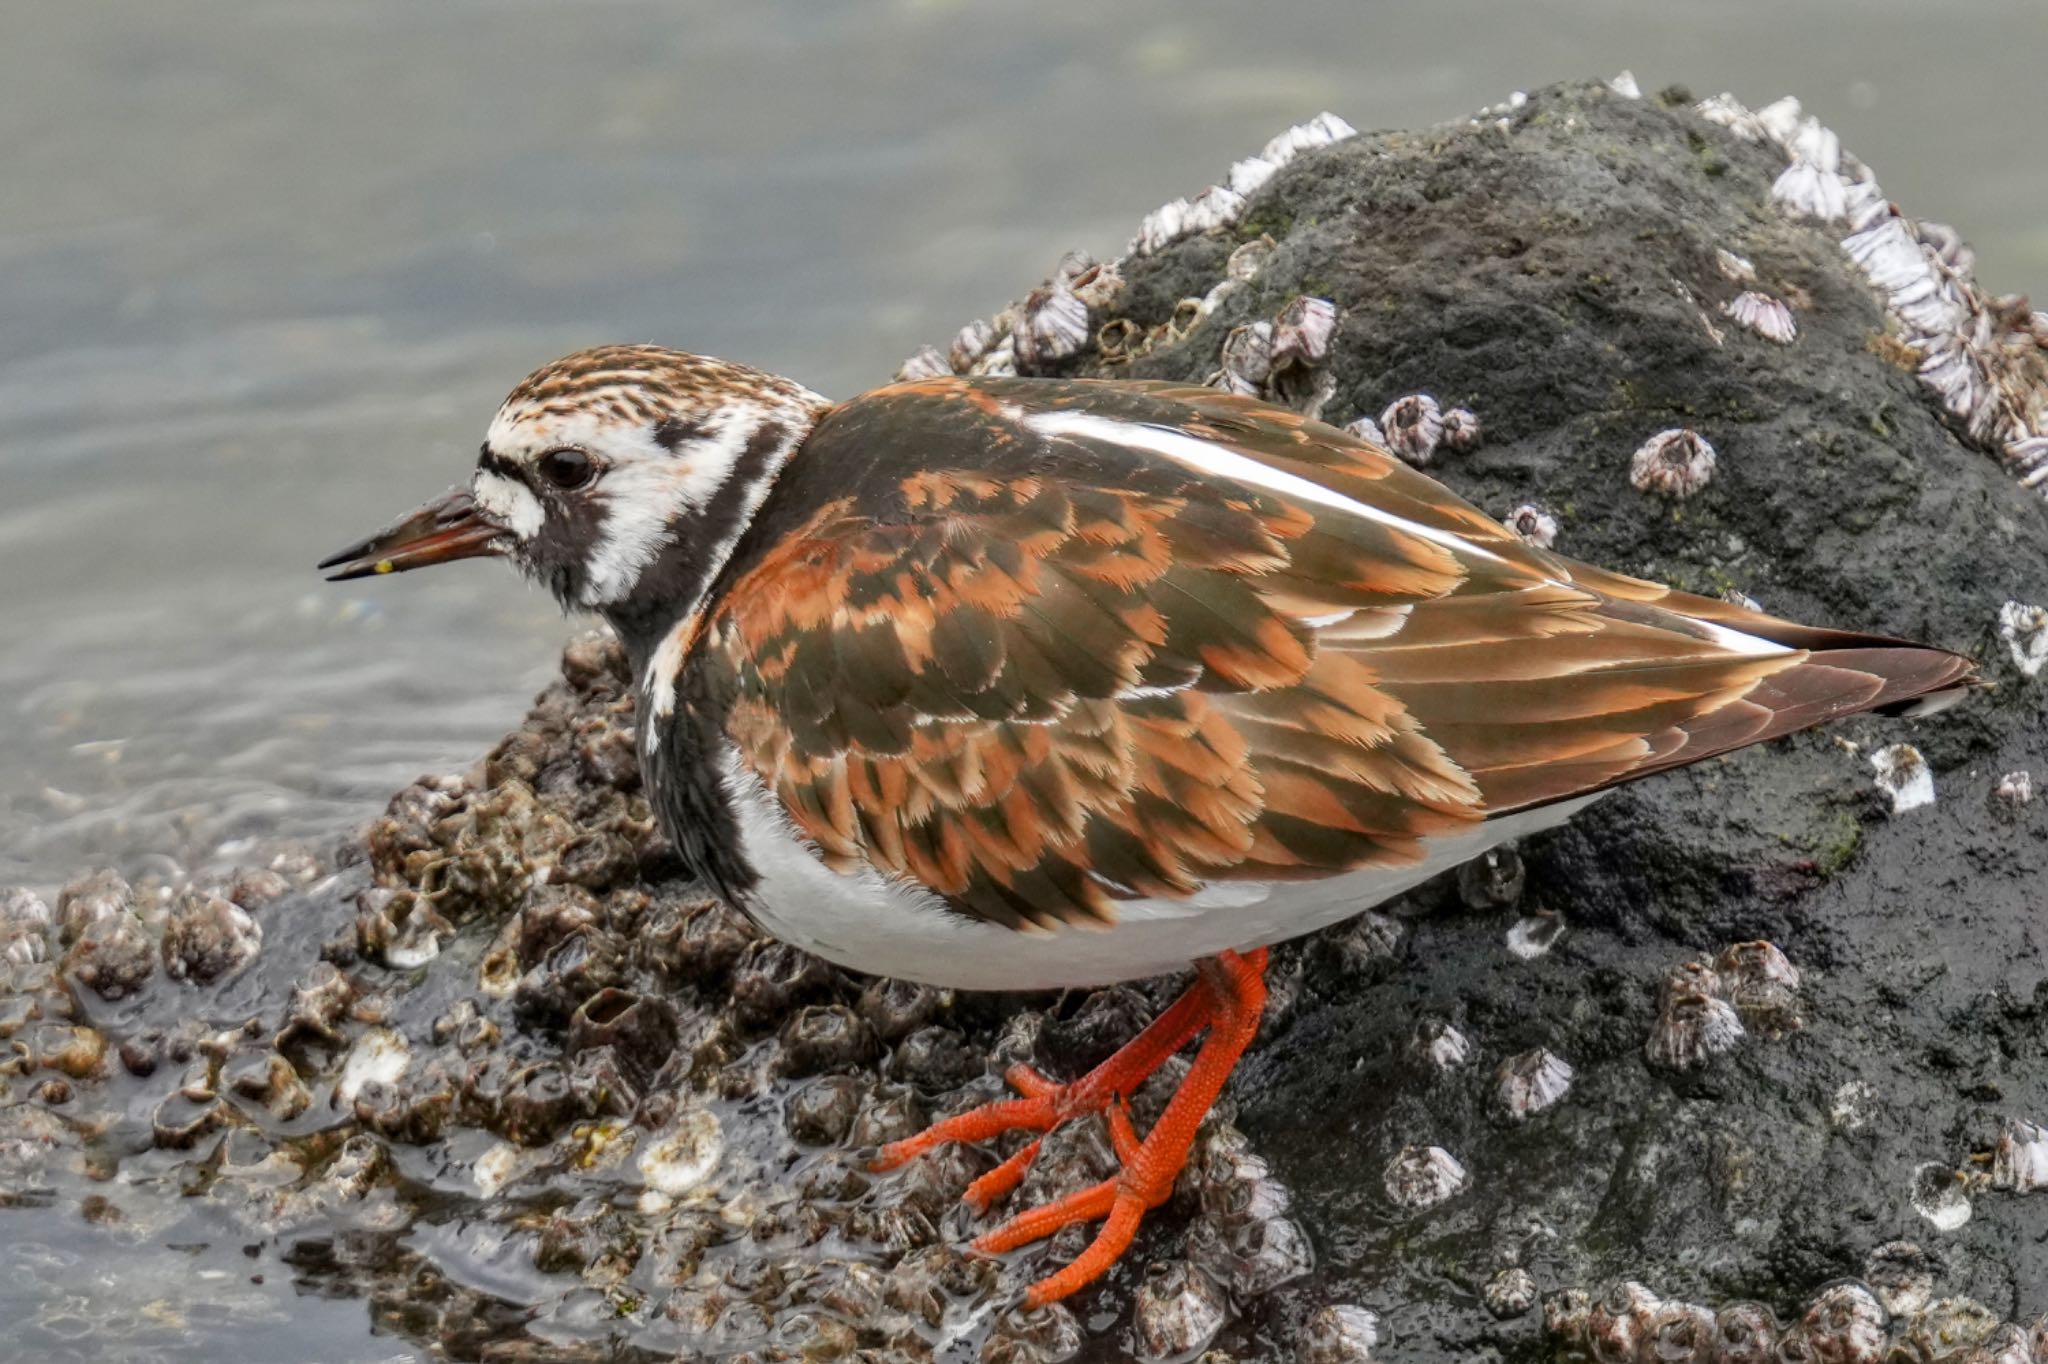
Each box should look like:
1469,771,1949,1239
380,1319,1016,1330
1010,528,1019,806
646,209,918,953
721,749,1598,991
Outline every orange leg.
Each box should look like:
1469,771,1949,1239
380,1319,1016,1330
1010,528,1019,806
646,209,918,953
874,948,1270,1308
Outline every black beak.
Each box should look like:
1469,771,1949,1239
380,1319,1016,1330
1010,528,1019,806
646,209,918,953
319,485,507,581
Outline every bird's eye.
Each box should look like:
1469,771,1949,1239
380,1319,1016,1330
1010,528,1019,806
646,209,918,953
536,448,595,491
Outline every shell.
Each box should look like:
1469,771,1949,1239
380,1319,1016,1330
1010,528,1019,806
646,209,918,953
1130,1261,1227,1362
1012,280,1091,374
1998,601,2047,676
1215,321,1275,396
1304,1304,1381,1363
1716,248,1758,283
1379,394,1445,466
1411,1018,1472,1072
1724,291,1798,343
1645,980,1745,1071
893,346,951,382
1910,1161,1973,1231
1505,912,1566,960
1870,743,1936,815
1772,162,1848,221
1182,185,1248,235
337,1027,411,1103
1795,1281,1888,1364
1494,1048,1574,1120
1271,296,1338,369
1992,1118,2048,1193
1505,503,1559,549
1485,1266,1538,1318
1384,1144,1468,1210
1343,415,1386,445
1440,406,1483,452
948,318,996,372
1629,428,1718,498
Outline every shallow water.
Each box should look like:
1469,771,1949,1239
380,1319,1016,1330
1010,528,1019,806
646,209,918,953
1,2,2044,1358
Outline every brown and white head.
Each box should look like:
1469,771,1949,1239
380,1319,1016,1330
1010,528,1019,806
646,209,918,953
322,344,828,643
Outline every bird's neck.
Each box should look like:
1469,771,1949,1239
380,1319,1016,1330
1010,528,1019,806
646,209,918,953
599,398,822,674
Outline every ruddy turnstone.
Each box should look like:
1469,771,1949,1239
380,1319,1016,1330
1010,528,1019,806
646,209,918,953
323,344,1975,1305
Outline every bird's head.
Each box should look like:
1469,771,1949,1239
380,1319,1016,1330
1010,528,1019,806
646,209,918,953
322,344,828,634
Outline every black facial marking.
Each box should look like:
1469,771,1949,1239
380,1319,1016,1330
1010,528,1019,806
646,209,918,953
477,447,523,481
652,415,715,453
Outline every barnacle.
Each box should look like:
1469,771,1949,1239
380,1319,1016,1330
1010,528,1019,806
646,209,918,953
1870,743,1936,814
1724,290,1798,343
1379,394,1445,466
1383,1144,1468,1210
1505,502,1559,548
1999,600,2047,676
1629,428,1718,498
1494,1047,1574,1120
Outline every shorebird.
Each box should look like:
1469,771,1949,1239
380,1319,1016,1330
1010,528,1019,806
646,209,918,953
323,344,1974,1306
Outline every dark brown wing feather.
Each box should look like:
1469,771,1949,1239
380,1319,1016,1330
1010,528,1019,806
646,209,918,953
690,378,1975,930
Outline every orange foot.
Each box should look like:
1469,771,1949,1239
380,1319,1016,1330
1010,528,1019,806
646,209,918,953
872,948,1270,1307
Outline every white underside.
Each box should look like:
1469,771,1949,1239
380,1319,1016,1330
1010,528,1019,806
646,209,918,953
720,747,1599,990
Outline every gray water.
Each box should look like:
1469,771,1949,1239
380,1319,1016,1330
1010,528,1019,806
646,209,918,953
1,3,2044,1358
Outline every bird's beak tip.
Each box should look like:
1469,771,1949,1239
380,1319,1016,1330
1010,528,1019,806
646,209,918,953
319,485,506,581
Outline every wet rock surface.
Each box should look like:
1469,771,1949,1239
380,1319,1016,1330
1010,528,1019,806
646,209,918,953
3,81,2045,1361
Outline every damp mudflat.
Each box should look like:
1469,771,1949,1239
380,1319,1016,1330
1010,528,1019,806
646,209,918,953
2,3,2044,1361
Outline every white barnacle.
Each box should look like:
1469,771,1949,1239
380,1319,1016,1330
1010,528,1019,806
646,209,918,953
1772,161,1849,222
970,334,1017,378
893,345,951,382
1494,1047,1574,1121
1607,70,1641,99
1270,296,1338,369
336,1028,410,1103
1998,601,2047,677
1343,415,1386,446
1411,1018,1472,1072
1714,940,1803,1037
1183,185,1248,235
1992,1119,2048,1194
1259,111,1357,169
1227,235,1277,282
1715,248,1757,283
1870,743,1936,815
1383,1145,1468,1210
1753,96,1806,148
1505,503,1558,549
1995,771,2033,805
1910,1161,1972,1231
1215,321,1275,396
1629,428,1717,498
948,318,996,373
1440,407,1483,452
1379,393,1445,467
1645,980,1745,1072
1723,291,1798,343
1304,1304,1380,1362
1227,155,1280,198
2003,435,2048,489
1506,912,1566,960
639,1107,723,1195
1695,93,1765,141
1136,197,1191,256
1069,259,1125,311
1012,279,1091,374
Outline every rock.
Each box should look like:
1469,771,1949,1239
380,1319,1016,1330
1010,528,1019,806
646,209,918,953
2,82,2043,1363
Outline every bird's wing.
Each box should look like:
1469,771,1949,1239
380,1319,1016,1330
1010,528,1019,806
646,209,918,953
688,378,1971,930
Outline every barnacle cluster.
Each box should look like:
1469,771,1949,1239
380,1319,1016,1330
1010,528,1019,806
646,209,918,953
1645,941,1803,1072
1698,91,2048,499
1548,1268,2048,1364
